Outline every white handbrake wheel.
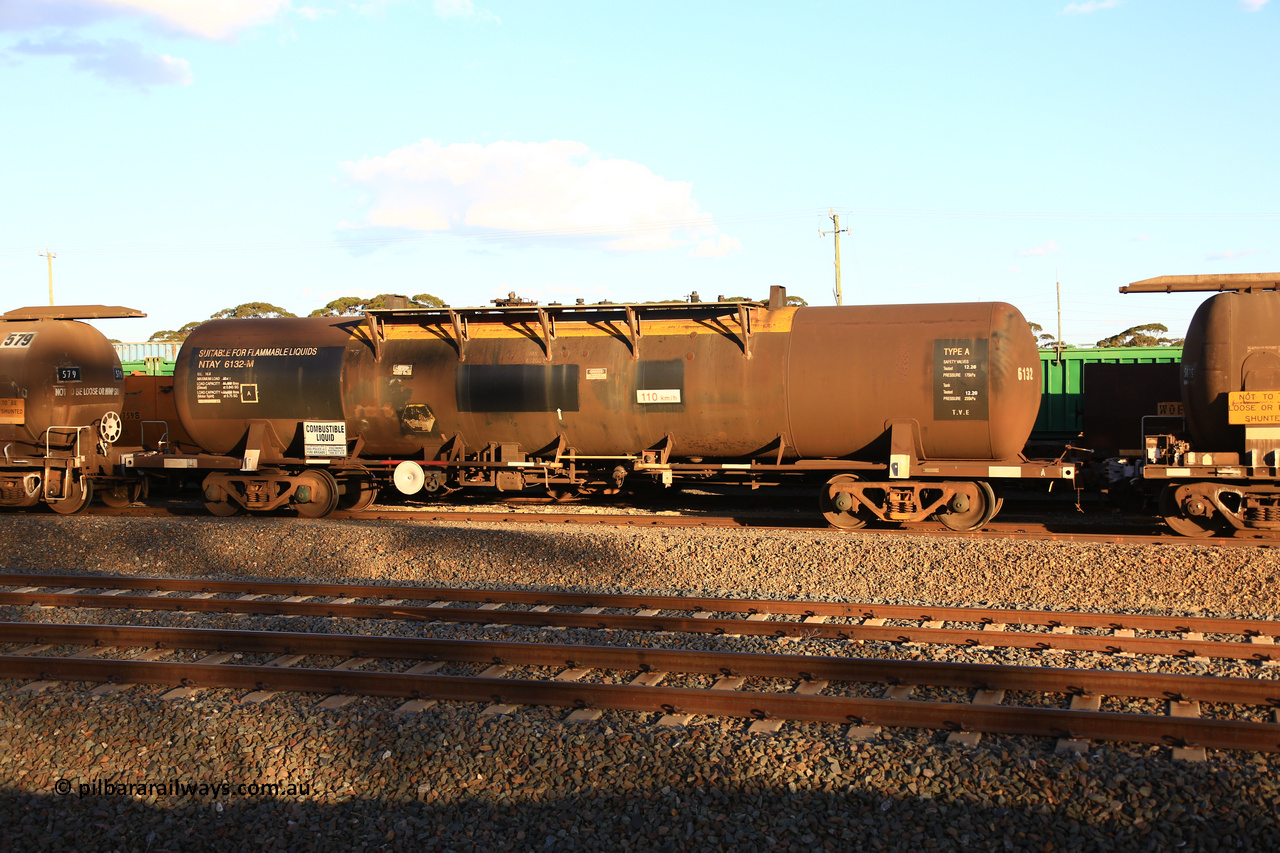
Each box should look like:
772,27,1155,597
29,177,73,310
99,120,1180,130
393,460,426,495
99,411,122,444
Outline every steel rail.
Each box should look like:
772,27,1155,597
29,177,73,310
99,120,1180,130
3,622,1279,703
1,590,1278,662
2,572,1276,636
2,575,1278,662
1,623,1278,752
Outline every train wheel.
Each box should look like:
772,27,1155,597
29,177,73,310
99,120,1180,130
337,471,378,512
1160,485,1223,538
48,477,93,515
205,497,242,517
202,474,242,516
979,482,1001,526
936,481,991,532
295,470,340,518
820,474,872,530
98,481,142,508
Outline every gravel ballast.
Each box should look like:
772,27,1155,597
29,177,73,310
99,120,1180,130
1,514,1279,851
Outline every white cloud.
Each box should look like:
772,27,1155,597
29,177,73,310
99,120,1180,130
693,234,742,258
12,36,192,87
1015,239,1059,257
1241,0,1270,11
0,0,290,40
1062,0,1123,14
433,0,500,24
296,6,335,22
1206,248,1265,261
340,139,739,257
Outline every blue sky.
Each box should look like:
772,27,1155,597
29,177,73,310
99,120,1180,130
1,0,1276,346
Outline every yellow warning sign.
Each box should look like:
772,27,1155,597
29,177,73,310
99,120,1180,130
1228,391,1280,425
0,398,23,425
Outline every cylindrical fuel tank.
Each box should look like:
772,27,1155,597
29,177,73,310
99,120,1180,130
786,303,1041,459
175,301,1042,463
1181,290,1280,451
0,319,125,452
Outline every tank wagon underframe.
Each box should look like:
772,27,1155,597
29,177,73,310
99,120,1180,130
130,287,1074,527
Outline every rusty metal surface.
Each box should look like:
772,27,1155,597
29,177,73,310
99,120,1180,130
172,300,1044,465
1180,290,1280,451
174,317,355,456
4,576,1279,658
3,654,1276,752
0,318,124,452
1082,363,1182,457
787,303,1041,460
118,374,196,450
0,591,1274,660
1,306,146,320
1,622,1275,702
1,570,1274,633
1121,273,1280,294
2,623,1278,752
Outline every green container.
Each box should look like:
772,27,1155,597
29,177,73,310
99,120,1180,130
119,358,176,377
1032,347,1182,443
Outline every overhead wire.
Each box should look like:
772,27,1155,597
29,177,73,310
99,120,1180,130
2,205,1276,257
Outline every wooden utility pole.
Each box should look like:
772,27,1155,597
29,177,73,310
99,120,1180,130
818,209,850,305
39,247,56,306
1056,280,1063,361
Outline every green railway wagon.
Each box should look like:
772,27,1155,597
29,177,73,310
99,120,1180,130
119,358,175,376
1032,347,1182,447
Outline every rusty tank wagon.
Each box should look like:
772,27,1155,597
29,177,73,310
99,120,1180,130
1122,273,1280,536
142,286,1074,526
0,305,146,512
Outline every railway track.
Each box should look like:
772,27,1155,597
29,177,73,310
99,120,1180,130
77,502,1280,548
3,572,1279,662
2,622,1278,754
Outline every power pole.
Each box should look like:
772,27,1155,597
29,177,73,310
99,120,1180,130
39,247,56,306
1056,279,1063,362
818,209,850,305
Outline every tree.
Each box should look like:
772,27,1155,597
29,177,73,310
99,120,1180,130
309,293,447,316
210,303,296,320
149,321,203,342
146,303,297,343
785,295,808,307
1028,321,1064,349
1096,323,1184,348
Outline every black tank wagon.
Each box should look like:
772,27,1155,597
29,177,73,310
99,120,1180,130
0,305,146,512
1123,273,1280,536
140,286,1074,526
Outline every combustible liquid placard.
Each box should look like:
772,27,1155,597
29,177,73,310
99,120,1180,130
1228,391,1280,425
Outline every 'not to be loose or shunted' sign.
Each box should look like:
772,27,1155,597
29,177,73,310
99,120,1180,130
1228,391,1280,425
